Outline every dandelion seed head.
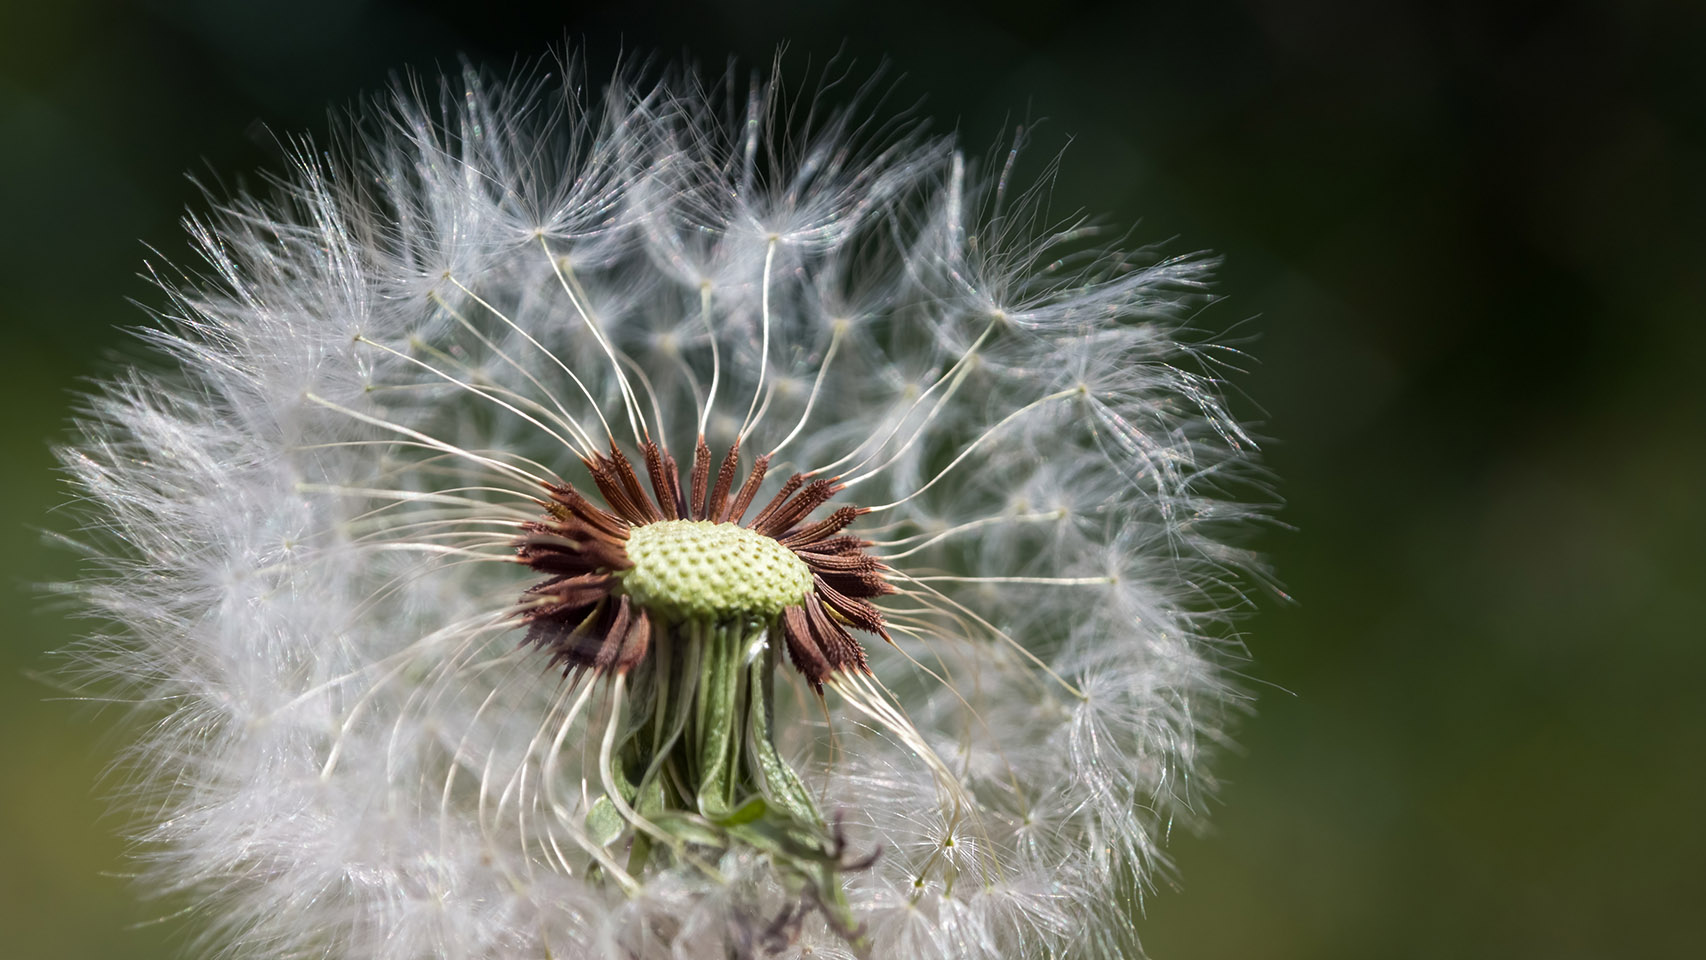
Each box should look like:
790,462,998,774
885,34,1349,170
59,51,1270,960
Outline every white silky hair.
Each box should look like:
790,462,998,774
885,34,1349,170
59,53,1269,960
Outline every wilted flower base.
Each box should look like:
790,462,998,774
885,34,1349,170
583,621,866,948
509,432,898,950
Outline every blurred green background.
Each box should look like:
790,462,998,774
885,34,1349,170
3,1,1701,957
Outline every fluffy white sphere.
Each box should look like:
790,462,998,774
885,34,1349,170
61,54,1269,959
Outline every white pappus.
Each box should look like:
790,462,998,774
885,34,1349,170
58,53,1270,960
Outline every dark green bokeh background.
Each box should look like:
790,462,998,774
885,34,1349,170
3,1,1701,957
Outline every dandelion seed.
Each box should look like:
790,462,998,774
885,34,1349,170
59,53,1269,960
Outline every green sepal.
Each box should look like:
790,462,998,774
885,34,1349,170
714,794,769,828
585,796,626,848
580,617,867,953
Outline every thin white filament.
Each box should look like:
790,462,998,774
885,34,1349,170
431,291,598,457
354,335,584,456
293,440,566,491
447,275,618,444
871,509,1067,559
540,237,647,444
618,352,672,448
767,318,846,459
598,676,691,859
863,388,1079,512
697,283,721,439
738,237,780,442
817,319,999,477
303,393,552,488
888,571,1087,700
904,575,1116,586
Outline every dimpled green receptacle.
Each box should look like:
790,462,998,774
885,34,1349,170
619,519,813,621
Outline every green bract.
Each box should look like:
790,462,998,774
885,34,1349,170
619,520,814,622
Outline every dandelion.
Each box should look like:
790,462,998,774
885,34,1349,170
60,54,1268,959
